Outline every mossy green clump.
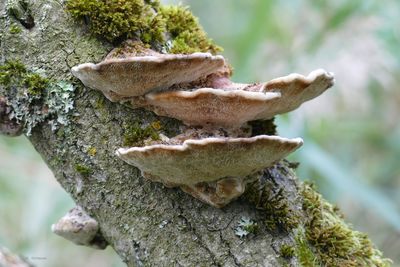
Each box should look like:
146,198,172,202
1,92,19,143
294,229,320,266
280,244,295,259
159,5,221,54
9,23,22,34
244,163,390,266
0,60,27,86
299,182,391,267
66,0,165,44
75,164,92,178
244,177,300,232
0,60,75,135
24,73,49,97
65,0,221,54
123,121,161,147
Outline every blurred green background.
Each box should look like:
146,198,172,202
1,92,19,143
1,0,399,266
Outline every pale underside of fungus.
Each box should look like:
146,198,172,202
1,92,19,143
72,42,334,207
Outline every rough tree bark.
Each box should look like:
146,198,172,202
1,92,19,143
0,0,390,266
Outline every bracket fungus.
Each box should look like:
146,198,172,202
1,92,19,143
117,135,302,207
71,46,225,101
72,42,334,207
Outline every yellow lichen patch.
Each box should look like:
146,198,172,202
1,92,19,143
87,146,97,157
151,121,161,130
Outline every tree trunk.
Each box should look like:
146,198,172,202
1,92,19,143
0,0,390,266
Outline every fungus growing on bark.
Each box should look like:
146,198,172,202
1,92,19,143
117,135,303,207
255,69,335,120
72,42,334,207
51,206,107,249
129,69,334,128
71,49,225,101
134,88,281,128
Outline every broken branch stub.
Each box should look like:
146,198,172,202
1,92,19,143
51,206,108,249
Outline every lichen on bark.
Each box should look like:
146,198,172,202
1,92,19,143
0,0,391,266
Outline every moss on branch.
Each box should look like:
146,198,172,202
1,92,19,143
65,0,221,54
0,60,75,135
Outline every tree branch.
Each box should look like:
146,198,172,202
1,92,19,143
0,1,390,266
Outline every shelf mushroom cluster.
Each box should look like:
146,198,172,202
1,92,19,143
72,42,334,207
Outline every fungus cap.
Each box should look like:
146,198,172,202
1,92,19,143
133,69,333,128
141,88,281,128
256,69,335,119
116,135,303,186
71,52,225,101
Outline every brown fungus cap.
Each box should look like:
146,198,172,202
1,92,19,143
140,88,281,128
132,69,333,128
116,135,303,187
71,52,225,101
255,69,335,119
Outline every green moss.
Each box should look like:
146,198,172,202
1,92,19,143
299,182,391,267
75,163,92,178
66,0,163,44
9,23,22,34
123,121,161,147
280,244,295,259
244,180,299,232
159,5,222,54
65,0,221,54
244,164,390,266
23,73,49,97
294,229,320,266
0,60,26,86
243,222,259,234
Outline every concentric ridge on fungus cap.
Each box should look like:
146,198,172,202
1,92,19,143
140,88,281,128
116,135,303,187
71,52,225,101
